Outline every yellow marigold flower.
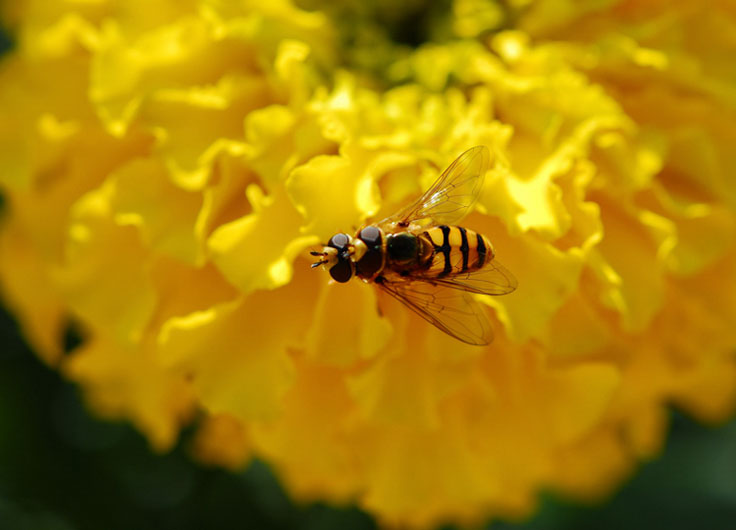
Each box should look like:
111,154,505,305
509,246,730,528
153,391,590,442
1,0,736,528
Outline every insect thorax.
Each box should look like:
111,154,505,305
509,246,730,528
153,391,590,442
354,226,384,280
384,231,431,267
386,232,418,264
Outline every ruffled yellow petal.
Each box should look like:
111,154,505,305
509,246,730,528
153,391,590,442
192,413,252,471
359,426,499,528
54,182,157,344
91,15,254,137
110,158,205,264
540,291,611,359
208,184,318,293
592,195,665,332
551,429,632,501
287,153,381,240
349,346,446,430
641,183,736,276
63,336,195,452
148,257,240,333
0,219,65,363
540,363,620,445
347,303,483,428
473,215,584,342
3,1,736,528
305,280,392,366
157,271,317,421
252,359,359,500
142,75,271,190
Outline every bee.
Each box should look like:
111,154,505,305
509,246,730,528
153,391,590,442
310,146,517,345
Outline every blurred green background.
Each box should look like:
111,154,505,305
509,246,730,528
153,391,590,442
2,14,736,530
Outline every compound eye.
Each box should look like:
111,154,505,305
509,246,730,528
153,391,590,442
359,226,381,248
329,259,353,283
327,233,350,250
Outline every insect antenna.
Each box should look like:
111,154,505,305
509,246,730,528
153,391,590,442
310,249,327,268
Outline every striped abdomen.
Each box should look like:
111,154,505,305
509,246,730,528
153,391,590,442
420,225,494,277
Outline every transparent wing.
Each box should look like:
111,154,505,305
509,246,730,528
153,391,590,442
376,276,494,346
380,146,490,230
415,258,518,296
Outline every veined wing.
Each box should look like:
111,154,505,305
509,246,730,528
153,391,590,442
380,146,490,230
417,258,518,296
375,275,494,346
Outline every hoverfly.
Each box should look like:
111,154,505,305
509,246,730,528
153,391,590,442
310,146,517,345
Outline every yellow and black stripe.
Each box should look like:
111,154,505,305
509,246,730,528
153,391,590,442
421,225,494,277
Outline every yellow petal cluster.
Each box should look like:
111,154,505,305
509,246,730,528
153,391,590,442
1,0,736,527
